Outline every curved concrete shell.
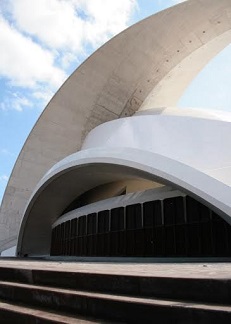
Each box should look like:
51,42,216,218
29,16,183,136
17,147,231,256
1,0,231,253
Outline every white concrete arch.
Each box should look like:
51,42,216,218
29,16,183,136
17,147,231,256
1,0,231,252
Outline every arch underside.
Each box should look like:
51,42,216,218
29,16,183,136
1,0,231,252
17,148,231,256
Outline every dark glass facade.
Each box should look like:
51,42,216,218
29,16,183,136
51,196,231,257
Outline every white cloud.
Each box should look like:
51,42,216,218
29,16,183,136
9,0,136,54
9,0,84,52
0,16,67,88
0,89,55,112
76,0,137,47
1,92,33,112
0,0,136,112
0,149,15,156
0,175,9,182
60,52,78,69
33,89,55,108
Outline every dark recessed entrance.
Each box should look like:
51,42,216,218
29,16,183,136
51,196,231,257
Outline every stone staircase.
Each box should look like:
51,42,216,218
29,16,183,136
0,260,230,323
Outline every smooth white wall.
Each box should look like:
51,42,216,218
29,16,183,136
82,109,231,186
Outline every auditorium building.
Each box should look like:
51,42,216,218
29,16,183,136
0,0,231,258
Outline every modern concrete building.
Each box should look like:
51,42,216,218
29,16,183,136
0,0,231,257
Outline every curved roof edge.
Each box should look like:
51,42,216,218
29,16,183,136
17,147,231,256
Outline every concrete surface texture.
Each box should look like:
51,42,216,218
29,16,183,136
0,259,231,279
0,259,230,322
0,0,231,253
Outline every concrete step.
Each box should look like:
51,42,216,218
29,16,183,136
0,266,230,305
0,300,111,323
0,280,230,323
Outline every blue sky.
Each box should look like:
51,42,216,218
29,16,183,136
0,0,231,204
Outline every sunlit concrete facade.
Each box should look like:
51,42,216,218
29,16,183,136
0,0,231,256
